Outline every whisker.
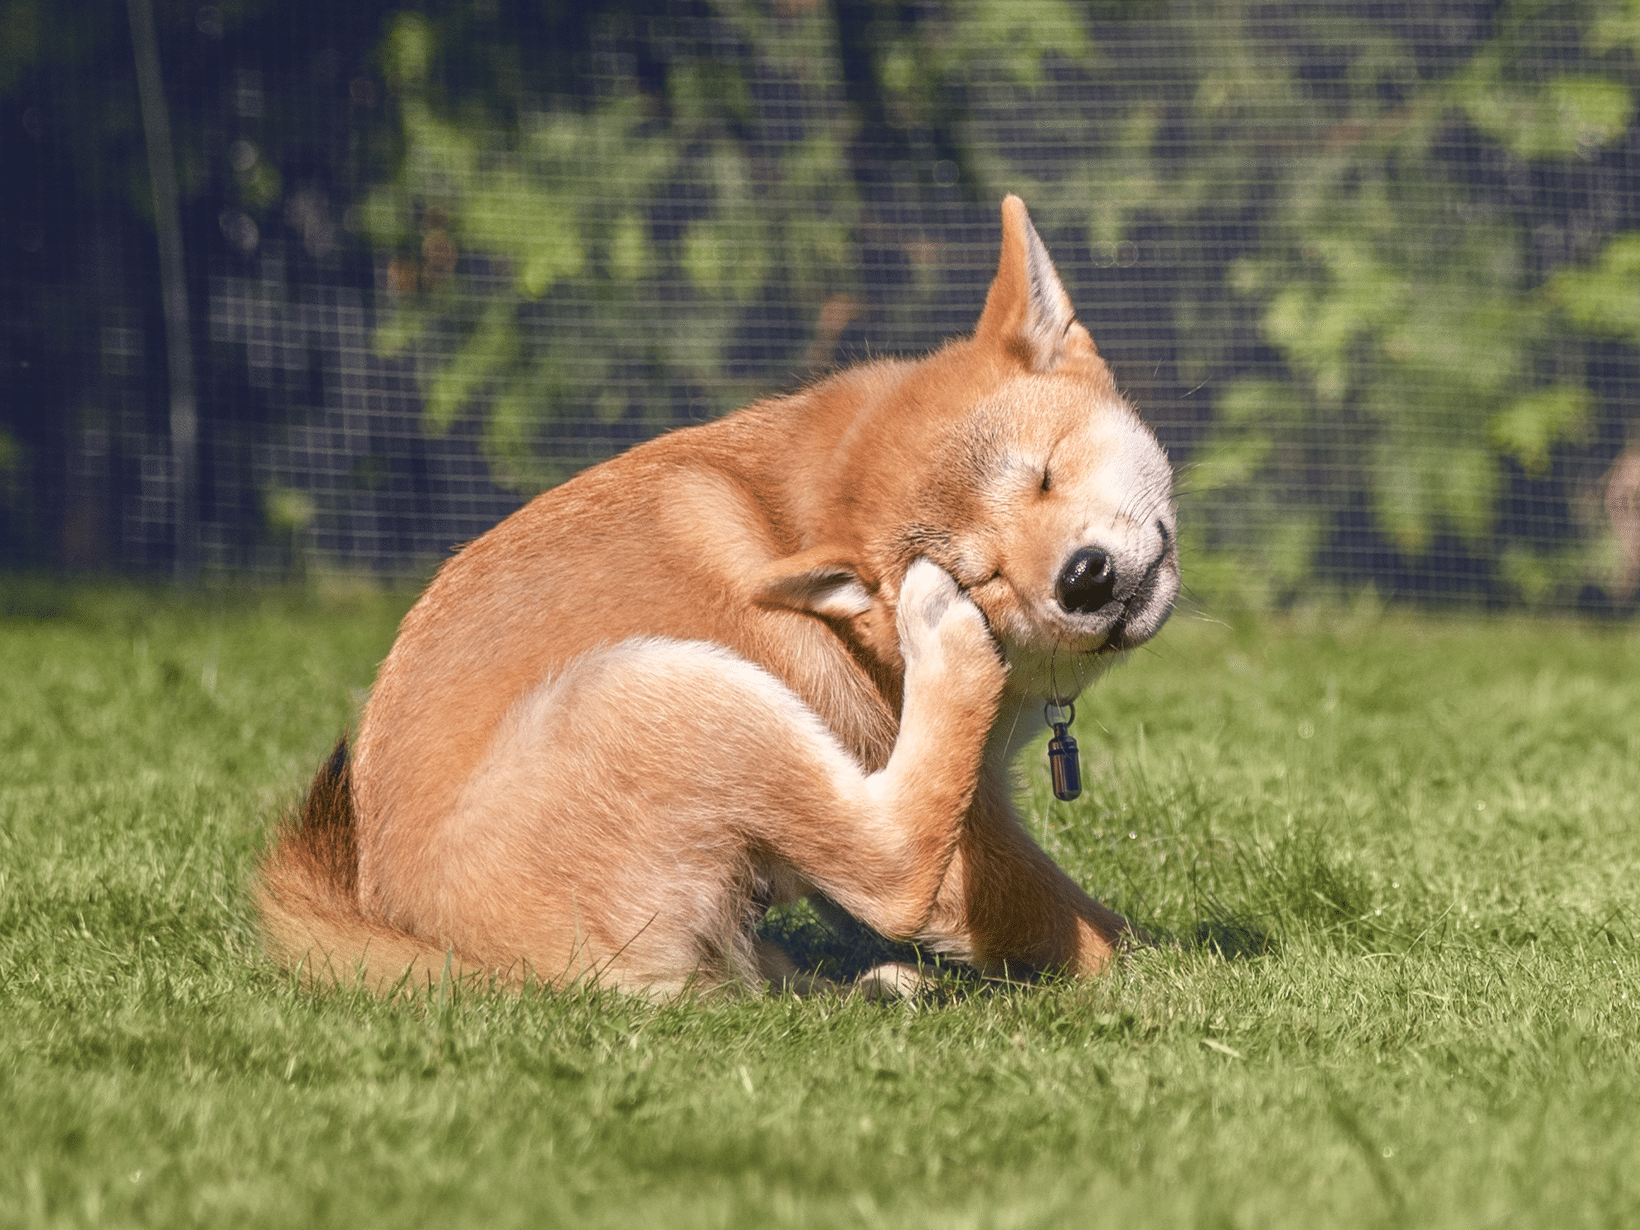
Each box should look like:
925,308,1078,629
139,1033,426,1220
1002,685,1026,754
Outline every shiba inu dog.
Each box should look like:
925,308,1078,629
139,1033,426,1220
258,196,1179,996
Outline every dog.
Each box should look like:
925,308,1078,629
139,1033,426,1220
258,196,1179,996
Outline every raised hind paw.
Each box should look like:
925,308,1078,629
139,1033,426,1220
897,558,1006,691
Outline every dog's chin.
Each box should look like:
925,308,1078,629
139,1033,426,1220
998,639,1117,705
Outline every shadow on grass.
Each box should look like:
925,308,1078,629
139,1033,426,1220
757,895,928,982
1183,911,1278,959
1096,813,1426,961
755,799,1473,991
758,893,1282,998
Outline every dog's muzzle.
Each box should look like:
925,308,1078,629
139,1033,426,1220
1053,535,1178,652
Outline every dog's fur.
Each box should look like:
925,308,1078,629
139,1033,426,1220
258,197,1179,996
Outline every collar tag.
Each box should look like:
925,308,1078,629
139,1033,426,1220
1045,701,1082,802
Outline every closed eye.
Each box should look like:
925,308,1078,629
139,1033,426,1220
1040,468,1052,493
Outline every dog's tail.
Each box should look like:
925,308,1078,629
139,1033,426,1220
256,738,498,994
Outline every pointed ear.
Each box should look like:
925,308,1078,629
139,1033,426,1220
974,195,1100,374
751,548,873,620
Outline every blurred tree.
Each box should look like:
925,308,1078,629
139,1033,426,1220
357,0,1640,601
3,0,1638,603
1024,0,1640,604
356,0,1109,487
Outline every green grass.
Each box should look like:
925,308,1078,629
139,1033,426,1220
2,579,1638,1228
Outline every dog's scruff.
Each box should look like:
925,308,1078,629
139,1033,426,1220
259,196,1179,995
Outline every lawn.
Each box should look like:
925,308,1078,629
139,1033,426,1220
2,579,1637,1228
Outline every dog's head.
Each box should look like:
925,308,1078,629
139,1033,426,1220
759,196,1178,705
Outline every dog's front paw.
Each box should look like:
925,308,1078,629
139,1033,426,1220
897,559,1003,683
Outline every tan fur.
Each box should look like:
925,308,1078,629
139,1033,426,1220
258,196,1180,996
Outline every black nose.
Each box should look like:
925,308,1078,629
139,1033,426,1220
1056,547,1116,614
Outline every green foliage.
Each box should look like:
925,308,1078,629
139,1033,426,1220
1551,230,1640,342
350,0,1640,599
12,0,1632,592
359,0,1127,490
3,589,1640,1226
1011,0,1640,602
361,2,864,489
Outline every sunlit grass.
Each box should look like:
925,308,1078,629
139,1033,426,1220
2,580,1637,1228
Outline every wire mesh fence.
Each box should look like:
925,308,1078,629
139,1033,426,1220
4,0,1638,609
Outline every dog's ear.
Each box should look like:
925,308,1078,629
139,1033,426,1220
752,549,873,619
975,195,1101,376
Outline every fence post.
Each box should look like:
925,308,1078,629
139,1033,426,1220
127,0,198,580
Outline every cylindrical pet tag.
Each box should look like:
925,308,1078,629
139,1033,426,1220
1046,702,1082,801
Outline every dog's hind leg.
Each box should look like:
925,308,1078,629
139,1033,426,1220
415,559,1005,995
780,556,1009,939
